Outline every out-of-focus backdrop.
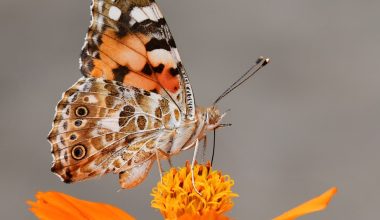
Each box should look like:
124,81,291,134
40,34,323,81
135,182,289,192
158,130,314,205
1,0,379,219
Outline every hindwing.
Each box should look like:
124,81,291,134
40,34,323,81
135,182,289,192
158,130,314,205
48,77,180,187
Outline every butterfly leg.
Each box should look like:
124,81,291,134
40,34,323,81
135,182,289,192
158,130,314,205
155,149,164,183
156,148,173,168
191,139,201,195
201,136,207,163
167,157,173,168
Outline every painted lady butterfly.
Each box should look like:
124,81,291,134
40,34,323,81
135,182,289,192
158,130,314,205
48,0,269,189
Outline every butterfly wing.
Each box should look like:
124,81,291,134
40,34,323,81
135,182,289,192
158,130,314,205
81,0,195,120
48,77,180,186
119,158,155,189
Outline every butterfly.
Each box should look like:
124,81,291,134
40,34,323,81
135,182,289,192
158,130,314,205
48,0,269,189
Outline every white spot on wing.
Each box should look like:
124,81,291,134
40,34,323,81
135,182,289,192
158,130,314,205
148,49,174,65
97,16,104,32
86,95,97,103
142,6,158,21
98,1,104,13
130,4,163,25
130,7,148,23
172,48,182,62
98,117,120,132
151,3,163,18
56,135,66,150
109,6,122,21
129,19,137,26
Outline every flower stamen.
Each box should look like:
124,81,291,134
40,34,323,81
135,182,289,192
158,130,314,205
151,161,238,219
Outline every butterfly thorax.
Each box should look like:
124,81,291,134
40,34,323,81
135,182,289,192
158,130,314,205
195,106,223,140
194,106,224,131
169,106,223,155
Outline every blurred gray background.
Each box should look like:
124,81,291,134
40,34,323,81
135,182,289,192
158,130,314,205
1,0,379,219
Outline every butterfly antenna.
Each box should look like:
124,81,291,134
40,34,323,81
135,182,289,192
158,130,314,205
213,56,270,105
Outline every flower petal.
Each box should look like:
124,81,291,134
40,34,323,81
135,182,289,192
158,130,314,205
28,191,135,220
273,187,337,220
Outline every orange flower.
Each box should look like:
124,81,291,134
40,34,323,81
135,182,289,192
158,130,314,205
151,161,238,219
273,187,337,220
28,169,337,220
28,191,135,220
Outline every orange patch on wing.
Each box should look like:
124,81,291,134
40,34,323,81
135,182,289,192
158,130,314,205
157,71,179,93
98,51,118,69
89,32,180,94
92,59,114,80
118,33,147,57
101,30,147,72
136,33,150,45
123,71,160,92
91,68,103,78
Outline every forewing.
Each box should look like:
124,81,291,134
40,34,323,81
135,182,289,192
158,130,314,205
81,0,195,119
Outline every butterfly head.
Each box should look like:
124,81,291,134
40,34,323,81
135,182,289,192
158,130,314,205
204,106,226,130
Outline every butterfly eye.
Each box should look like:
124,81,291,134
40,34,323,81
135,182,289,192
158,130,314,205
71,145,87,160
75,106,88,117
